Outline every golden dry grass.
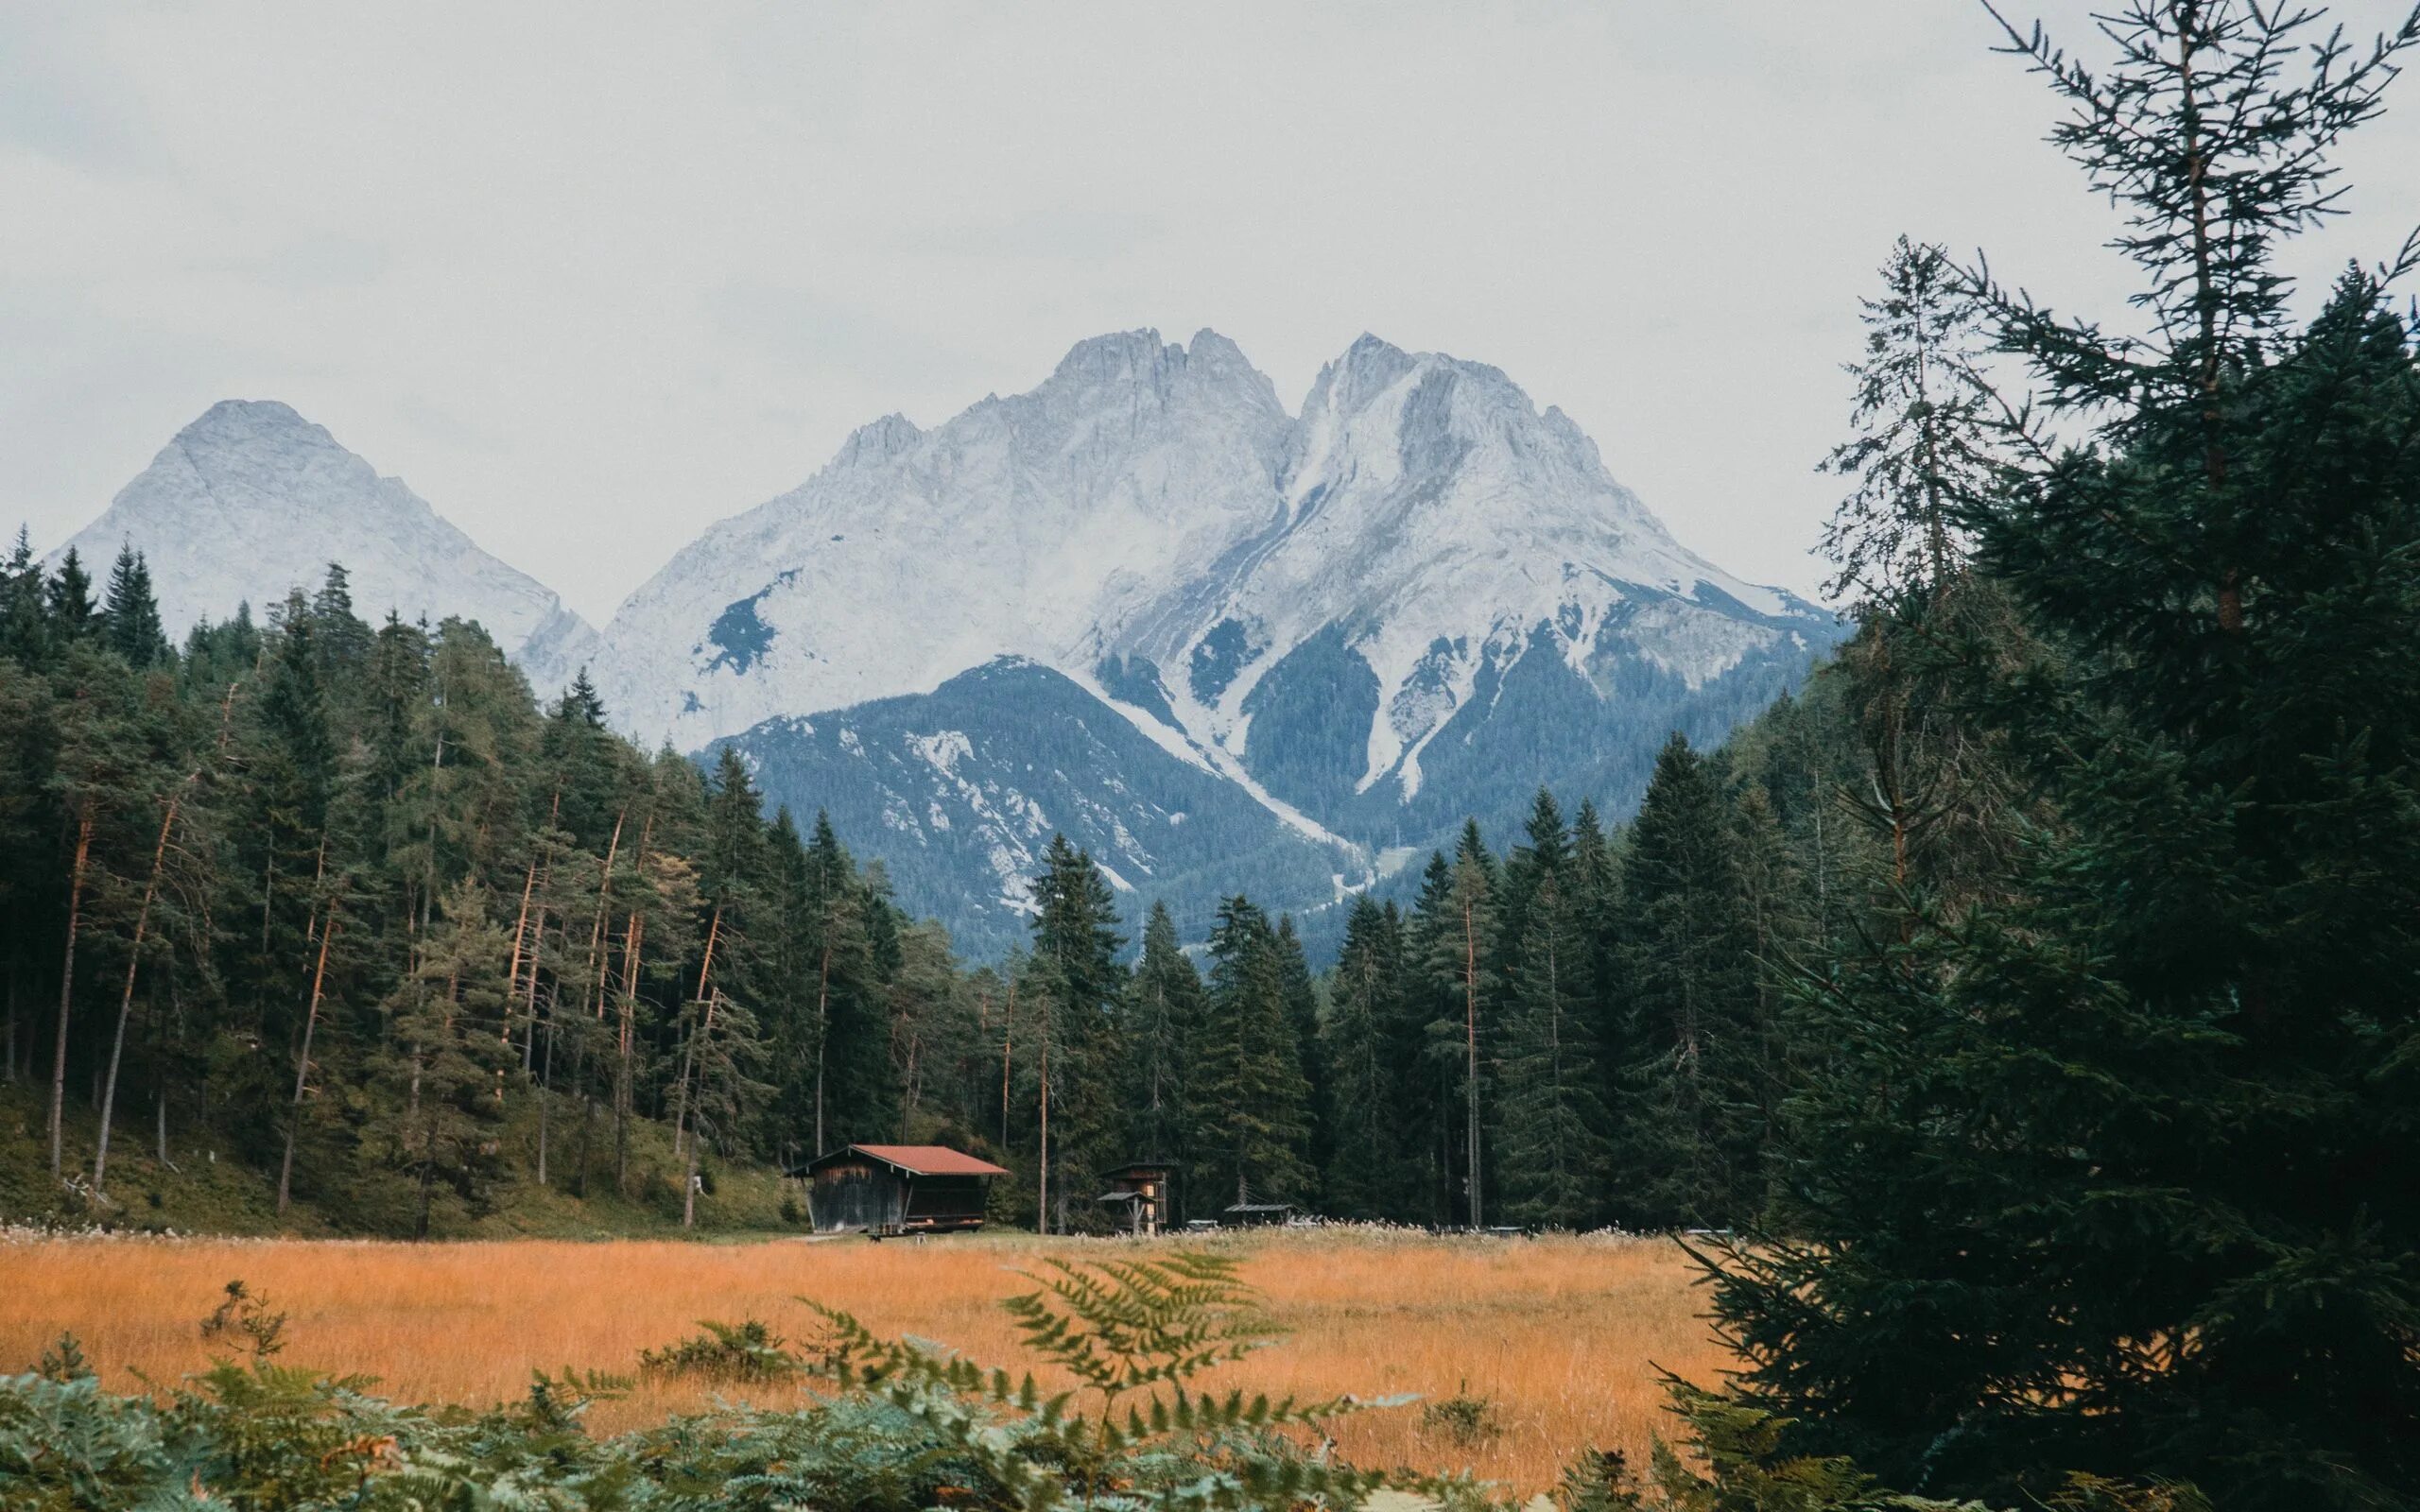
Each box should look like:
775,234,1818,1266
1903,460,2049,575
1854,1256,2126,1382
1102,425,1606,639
0,1228,1725,1491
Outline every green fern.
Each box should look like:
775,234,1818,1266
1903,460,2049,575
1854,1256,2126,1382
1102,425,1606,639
798,1248,1399,1510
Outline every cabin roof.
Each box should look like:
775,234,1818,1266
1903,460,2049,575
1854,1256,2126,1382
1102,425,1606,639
803,1143,1011,1178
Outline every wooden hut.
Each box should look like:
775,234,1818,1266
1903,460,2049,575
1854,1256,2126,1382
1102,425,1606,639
1094,1161,1173,1236
796,1144,1011,1237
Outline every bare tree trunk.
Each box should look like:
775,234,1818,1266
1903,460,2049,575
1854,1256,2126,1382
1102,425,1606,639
276,899,340,1216
614,910,642,1192
48,811,94,1179
682,992,721,1230
1462,895,1482,1231
1038,1011,1051,1235
813,937,832,1155
536,1005,555,1188
998,981,1015,1147
674,906,722,1164
95,788,184,1198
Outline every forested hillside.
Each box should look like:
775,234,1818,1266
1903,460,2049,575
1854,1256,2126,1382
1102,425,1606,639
0,529,1849,1238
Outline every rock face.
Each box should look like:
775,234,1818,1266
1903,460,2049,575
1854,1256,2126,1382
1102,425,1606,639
596,331,1295,747
59,341,1838,957
714,657,1358,960
54,400,598,692
623,329,1843,954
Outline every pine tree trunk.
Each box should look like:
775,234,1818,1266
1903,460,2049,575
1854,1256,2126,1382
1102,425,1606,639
536,1017,553,1188
414,1055,441,1241
683,992,721,1230
1038,1019,1051,1235
276,901,339,1216
814,937,832,1155
998,979,1014,1148
614,912,641,1193
674,905,722,1165
570,1038,592,1199
1462,896,1482,1230
48,812,93,1179
94,789,182,1199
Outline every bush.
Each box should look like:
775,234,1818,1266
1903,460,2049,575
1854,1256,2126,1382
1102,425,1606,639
637,1318,800,1383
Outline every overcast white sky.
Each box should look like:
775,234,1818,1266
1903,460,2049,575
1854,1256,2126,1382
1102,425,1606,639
7,2,2417,624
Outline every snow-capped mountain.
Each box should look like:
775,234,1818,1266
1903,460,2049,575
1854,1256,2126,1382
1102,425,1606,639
717,657,1357,960
598,330,1292,745
55,400,598,690
599,328,1841,952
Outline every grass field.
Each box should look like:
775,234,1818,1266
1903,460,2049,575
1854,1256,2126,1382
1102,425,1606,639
0,1228,1723,1490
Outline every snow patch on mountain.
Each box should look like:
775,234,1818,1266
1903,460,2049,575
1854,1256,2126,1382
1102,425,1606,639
593,330,1832,848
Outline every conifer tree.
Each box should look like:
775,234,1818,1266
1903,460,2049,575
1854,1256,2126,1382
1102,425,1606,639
99,546,170,669
1126,902,1201,1187
1,528,47,667
1192,896,1312,1208
1616,733,1764,1228
1420,828,1496,1228
1320,895,1412,1220
1710,6,2420,1504
1026,835,1127,1228
1495,792,1610,1229
376,879,515,1238
44,547,95,644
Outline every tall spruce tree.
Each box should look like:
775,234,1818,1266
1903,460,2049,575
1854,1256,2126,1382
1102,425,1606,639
1495,791,1611,1229
1709,5,2420,1506
99,546,170,669
1320,896,1412,1221
1192,896,1313,1209
1615,733,1764,1228
1127,901,1201,1190
1026,835,1127,1229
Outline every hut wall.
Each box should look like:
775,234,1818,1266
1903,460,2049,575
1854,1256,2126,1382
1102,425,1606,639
808,1160,906,1233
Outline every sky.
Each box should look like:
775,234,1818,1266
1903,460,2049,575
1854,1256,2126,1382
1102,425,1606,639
7,2,2418,626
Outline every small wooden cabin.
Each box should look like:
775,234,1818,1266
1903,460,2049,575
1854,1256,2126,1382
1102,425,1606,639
1095,1161,1173,1236
797,1144,1011,1237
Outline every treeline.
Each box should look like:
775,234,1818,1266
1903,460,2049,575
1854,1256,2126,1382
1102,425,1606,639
0,545,956,1234
0,524,1851,1237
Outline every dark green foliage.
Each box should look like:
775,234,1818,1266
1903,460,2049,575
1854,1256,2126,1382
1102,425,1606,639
98,546,169,669
1495,793,1611,1229
638,1319,801,1383
1703,5,2420,1507
1026,835,1130,1228
1125,902,1202,1190
1190,898,1314,1208
1614,736,1768,1228
0,550,963,1237
1319,897,1415,1220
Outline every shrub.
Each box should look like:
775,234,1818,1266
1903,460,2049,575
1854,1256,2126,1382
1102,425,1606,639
638,1318,800,1383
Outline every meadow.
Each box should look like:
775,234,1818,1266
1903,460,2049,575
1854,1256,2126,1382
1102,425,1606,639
0,1227,1722,1491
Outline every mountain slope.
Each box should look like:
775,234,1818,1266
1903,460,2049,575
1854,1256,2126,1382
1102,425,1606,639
713,657,1358,959
597,331,1290,747
1093,334,1837,845
594,329,1840,954
56,400,599,692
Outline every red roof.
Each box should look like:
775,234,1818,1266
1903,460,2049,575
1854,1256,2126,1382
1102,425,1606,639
838,1143,1011,1177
